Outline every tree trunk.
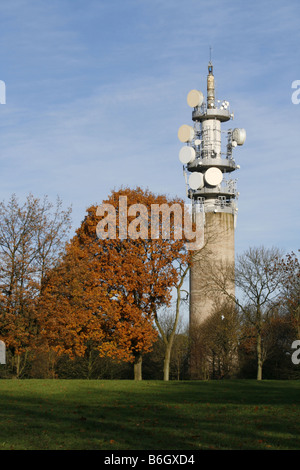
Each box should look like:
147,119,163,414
16,354,21,379
256,331,263,380
87,349,93,380
163,344,172,381
134,353,142,380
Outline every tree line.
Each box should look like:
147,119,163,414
0,189,298,380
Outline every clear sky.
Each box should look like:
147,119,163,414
0,0,299,256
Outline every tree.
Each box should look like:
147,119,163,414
190,301,241,379
238,310,297,379
236,247,284,380
154,262,189,381
0,193,71,377
37,241,107,362
213,246,283,380
41,187,191,380
274,251,300,337
171,332,189,380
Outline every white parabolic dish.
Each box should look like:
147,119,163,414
232,128,246,146
204,167,223,186
187,89,204,108
179,146,196,164
189,172,204,190
178,125,195,143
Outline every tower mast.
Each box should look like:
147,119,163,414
177,61,246,377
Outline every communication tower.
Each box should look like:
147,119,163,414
177,62,246,374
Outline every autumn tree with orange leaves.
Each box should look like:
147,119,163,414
78,187,192,380
39,187,192,380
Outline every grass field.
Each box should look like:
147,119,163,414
0,379,299,450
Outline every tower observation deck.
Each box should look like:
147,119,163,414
177,62,246,377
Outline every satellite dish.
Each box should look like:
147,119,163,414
187,90,204,108
178,125,195,143
179,146,196,164
189,172,204,190
194,139,202,146
232,128,246,145
232,140,237,147
204,167,223,186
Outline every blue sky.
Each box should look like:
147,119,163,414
0,0,299,256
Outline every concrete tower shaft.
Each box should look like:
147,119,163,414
189,211,235,328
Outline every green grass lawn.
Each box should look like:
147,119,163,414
0,379,299,450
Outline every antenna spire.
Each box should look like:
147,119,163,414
207,49,215,107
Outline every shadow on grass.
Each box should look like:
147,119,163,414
0,380,299,450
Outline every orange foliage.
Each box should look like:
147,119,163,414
38,187,190,363
37,243,106,358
